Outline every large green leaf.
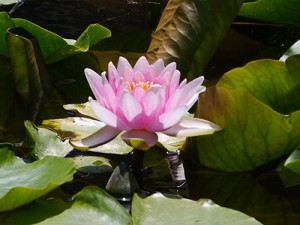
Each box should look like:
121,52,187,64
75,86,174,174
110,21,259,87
35,186,132,225
131,192,262,225
0,12,111,64
185,55,300,172
239,0,300,25
0,146,76,212
146,0,243,79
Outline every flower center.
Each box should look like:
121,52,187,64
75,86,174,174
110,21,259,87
126,81,155,92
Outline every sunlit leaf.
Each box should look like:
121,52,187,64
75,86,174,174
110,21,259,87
35,186,132,225
284,146,300,176
132,192,262,225
146,0,243,79
0,146,76,212
185,55,300,171
63,102,97,120
42,117,133,154
239,0,300,25
24,120,73,159
72,156,112,174
280,39,300,61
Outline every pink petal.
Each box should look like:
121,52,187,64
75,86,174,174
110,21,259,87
133,56,149,73
108,62,121,90
117,57,132,75
163,118,221,137
119,92,143,124
166,76,205,110
89,98,127,130
149,106,187,131
121,130,158,150
152,59,165,74
122,66,134,83
85,68,104,100
131,86,146,102
71,125,120,149
160,62,176,79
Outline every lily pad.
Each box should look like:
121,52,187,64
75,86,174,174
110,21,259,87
72,156,112,174
185,55,300,172
284,146,300,176
239,0,300,25
0,146,76,212
24,120,73,159
0,12,111,63
42,117,133,154
35,186,132,225
0,198,70,225
131,192,262,225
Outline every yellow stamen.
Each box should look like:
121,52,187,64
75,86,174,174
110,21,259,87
126,81,155,92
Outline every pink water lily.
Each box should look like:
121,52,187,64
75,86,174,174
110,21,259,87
73,56,221,150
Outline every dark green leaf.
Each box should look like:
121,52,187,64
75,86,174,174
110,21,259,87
239,0,300,25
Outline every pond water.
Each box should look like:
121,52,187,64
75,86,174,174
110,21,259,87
2,0,300,224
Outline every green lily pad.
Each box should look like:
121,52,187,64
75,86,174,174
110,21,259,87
131,192,262,225
63,102,98,120
239,0,300,25
42,117,133,154
0,0,18,5
146,0,244,79
0,12,111,63
0,198,70,225
72,156,112,174
284,146,300,176
0,146,76,212
24,120,73,159
185,55,300,172
35,186,132,225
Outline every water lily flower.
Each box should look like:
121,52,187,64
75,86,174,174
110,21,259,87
72,56,221,150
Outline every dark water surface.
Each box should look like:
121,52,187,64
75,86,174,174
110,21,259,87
2,1,300,224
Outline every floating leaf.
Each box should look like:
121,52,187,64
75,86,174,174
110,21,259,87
24,120,73,159
72,156,112,174
185,55,300,171
42,117,133,154
0,12,111,64
146,0,243,79
284,146,300,176
35,186,132,225
0,198,70,225
0,146,76,212
239,0,300,25
131,192,262,225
